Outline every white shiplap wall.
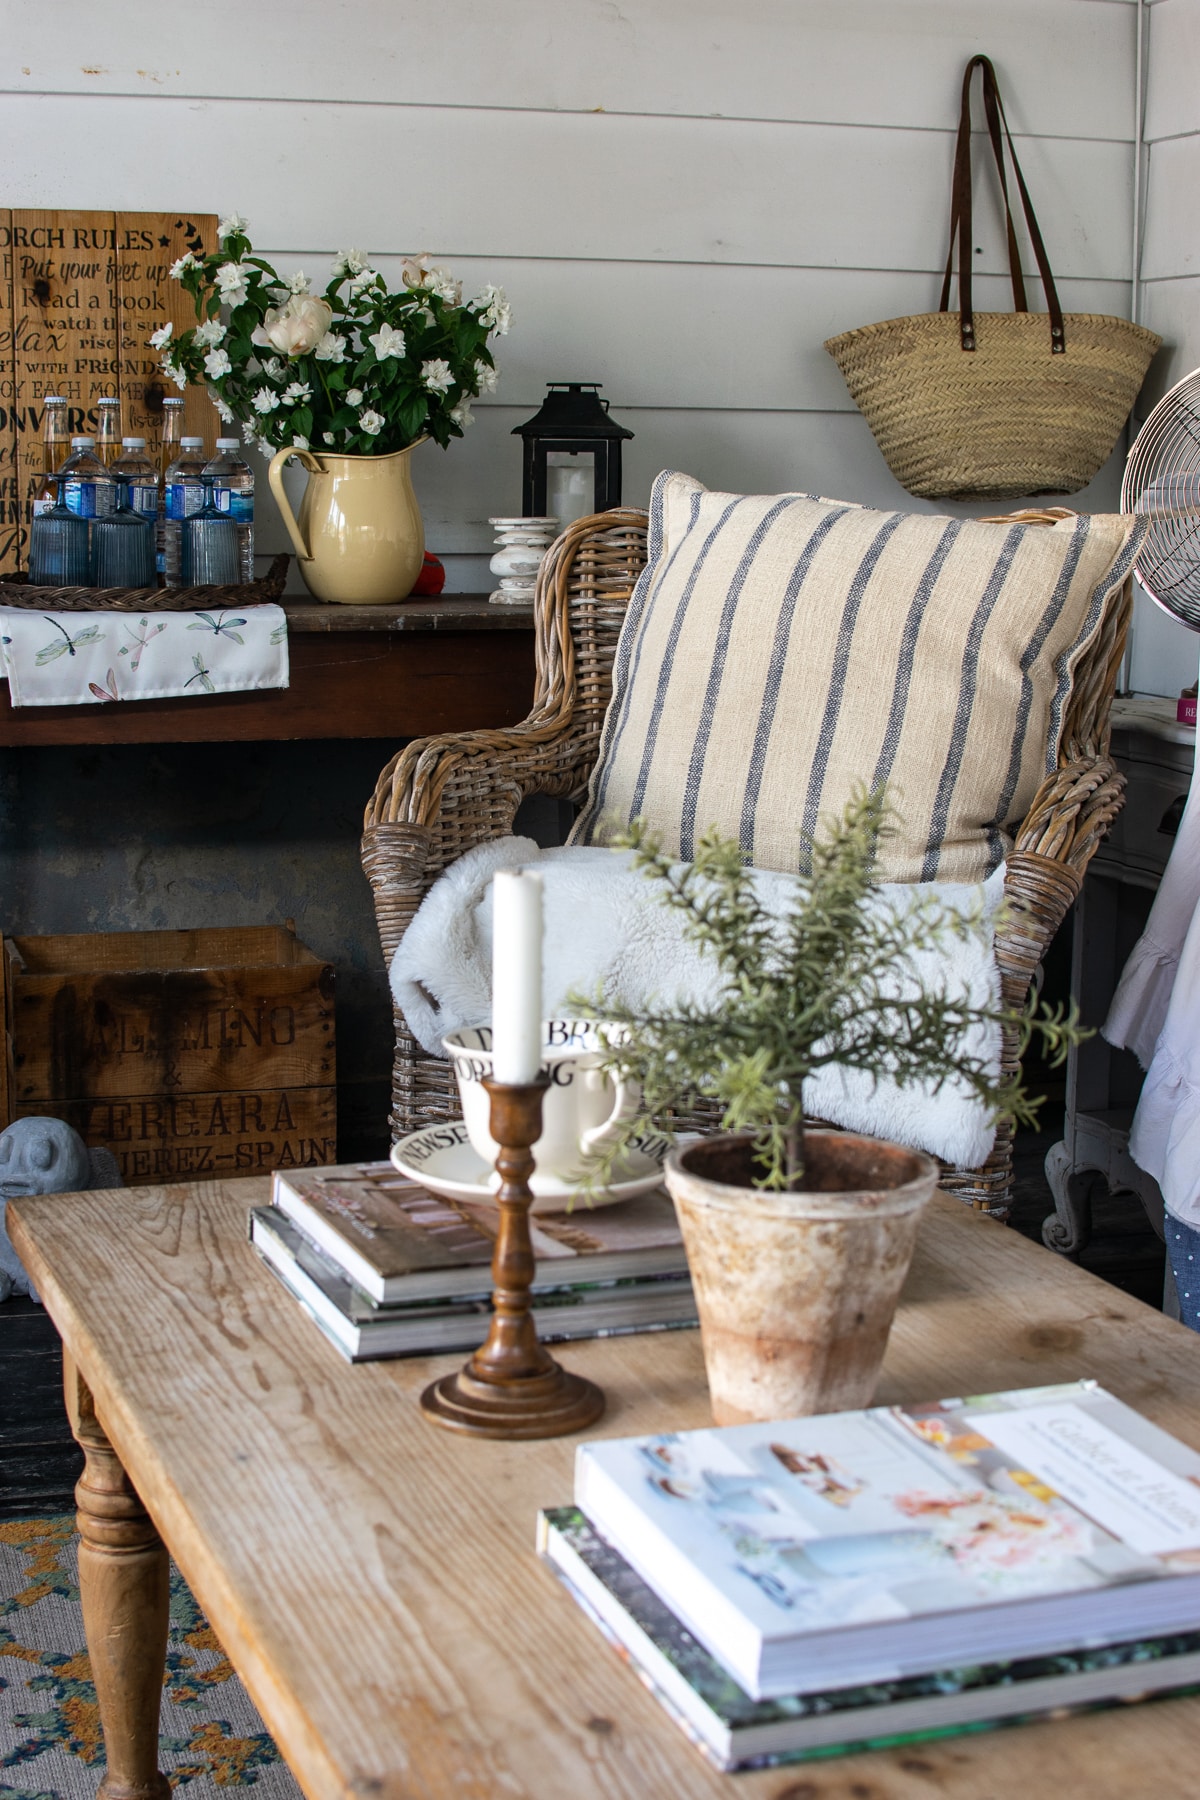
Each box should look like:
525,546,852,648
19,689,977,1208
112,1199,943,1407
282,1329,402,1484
3,0,1143,598
1133,0,1200,696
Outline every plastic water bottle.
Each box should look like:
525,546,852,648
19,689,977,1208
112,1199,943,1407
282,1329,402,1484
203,438,255,582
58,437,119,520
155,395,186,580
111,438,159,525
163,437,209,586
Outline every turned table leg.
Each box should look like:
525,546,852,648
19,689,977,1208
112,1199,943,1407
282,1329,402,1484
63,1351,171,1800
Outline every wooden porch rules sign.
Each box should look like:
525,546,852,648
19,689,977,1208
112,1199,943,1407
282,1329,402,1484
0,210,217,573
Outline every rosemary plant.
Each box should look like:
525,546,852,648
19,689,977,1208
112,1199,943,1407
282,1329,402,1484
575,788,1081,1192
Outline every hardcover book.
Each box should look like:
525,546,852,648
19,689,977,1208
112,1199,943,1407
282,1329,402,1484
271,1161,686,1304
538,1507,1200,1770
574,1382,1200,1699
250,1206,697,1361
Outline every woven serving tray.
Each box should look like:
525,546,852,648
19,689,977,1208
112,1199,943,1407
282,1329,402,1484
0,553,290,612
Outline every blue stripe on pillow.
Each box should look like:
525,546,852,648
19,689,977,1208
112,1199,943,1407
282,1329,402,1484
799,513,904,853
628,497,743,823
739,508,850,865
920,525,1024,880
678,496,796,861
870,519,962,795
990,515,1090,854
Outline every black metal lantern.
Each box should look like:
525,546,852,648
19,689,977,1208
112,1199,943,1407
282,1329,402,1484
514,383,634,524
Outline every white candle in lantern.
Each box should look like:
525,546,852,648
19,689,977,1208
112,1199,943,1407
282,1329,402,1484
491,868,544,1083
546,450,596,527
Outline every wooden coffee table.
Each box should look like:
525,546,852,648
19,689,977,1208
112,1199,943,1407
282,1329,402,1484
10,1180,1200,1799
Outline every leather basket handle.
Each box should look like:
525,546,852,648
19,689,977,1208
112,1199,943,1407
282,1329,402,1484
938,54,1066,355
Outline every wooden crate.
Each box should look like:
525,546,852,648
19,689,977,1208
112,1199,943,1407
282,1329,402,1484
4,925,336,1185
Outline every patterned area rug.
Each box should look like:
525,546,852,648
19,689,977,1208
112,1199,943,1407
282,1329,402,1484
1,1519,301,1799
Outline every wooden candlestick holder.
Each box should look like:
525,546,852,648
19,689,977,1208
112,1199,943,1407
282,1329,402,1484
420,1076,606,1439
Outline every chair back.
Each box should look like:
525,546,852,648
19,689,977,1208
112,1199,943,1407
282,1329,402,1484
366,504,1133,1211
527,509,648,759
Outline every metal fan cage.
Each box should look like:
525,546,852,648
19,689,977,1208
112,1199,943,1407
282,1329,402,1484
1122,365,1200,632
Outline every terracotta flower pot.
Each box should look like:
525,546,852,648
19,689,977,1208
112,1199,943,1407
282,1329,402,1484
663,1131,938,1425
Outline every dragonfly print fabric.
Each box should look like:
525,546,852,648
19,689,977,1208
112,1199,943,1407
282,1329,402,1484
0,606,289,706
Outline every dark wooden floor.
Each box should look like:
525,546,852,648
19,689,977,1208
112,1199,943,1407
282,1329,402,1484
0,1292,84,1517
0,1116,1168,1520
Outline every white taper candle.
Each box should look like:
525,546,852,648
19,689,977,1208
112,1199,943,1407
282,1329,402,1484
491,868,544,1083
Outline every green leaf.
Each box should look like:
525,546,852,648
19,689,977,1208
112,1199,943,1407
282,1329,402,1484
397,394,429,440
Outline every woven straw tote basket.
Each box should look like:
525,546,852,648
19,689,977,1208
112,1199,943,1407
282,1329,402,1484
825,55,1160,501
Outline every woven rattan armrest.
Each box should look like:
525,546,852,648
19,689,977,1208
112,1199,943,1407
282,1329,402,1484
361,718,600,964
362,511,647,962
361,513,648,1136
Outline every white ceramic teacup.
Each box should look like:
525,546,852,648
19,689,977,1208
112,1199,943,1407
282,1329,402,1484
443,1019,639,1195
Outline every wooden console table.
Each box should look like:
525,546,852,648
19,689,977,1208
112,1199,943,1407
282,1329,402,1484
10,1181,1200,1800
0,595,536,747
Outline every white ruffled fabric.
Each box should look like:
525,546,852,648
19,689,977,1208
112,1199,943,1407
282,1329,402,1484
1127,930,1200,1225
1104,726,1200,1222
1103,782,1200,1071
1102,939,1180,1071
390,836,1007,1170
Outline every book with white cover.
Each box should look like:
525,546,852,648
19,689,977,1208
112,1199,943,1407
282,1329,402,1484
538,1507,1200,1770
574,1382,1200,1700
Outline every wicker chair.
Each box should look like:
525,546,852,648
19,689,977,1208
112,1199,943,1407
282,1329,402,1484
362,509,1132,1221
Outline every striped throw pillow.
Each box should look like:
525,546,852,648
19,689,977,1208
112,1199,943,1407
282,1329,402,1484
570,472,1143,883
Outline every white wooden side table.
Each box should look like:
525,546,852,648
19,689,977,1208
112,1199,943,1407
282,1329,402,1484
1042,696,1196,1301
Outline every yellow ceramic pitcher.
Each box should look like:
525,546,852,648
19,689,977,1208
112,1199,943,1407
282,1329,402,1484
268,440,426,604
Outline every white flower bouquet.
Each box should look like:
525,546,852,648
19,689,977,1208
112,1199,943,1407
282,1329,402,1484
153,213,511,457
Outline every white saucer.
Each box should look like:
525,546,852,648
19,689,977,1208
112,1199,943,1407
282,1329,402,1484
390,1120,673,1211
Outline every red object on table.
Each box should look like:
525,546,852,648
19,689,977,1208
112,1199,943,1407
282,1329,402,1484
411,553,446,597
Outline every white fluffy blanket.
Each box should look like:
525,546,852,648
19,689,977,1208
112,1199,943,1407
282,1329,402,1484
390,838,1006,1168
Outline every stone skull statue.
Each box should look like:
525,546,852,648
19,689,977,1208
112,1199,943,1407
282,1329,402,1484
0,1116,120,1302
0,1116,92,1201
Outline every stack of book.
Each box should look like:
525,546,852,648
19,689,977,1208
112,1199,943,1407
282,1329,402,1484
539,1380,1200,1769
251,1162,695,1361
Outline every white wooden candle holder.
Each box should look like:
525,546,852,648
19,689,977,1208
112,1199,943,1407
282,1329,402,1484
488,516,558,606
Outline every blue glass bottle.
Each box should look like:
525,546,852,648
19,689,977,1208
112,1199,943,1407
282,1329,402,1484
91,479,156,588
27,490,91,587
181,476,240,586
